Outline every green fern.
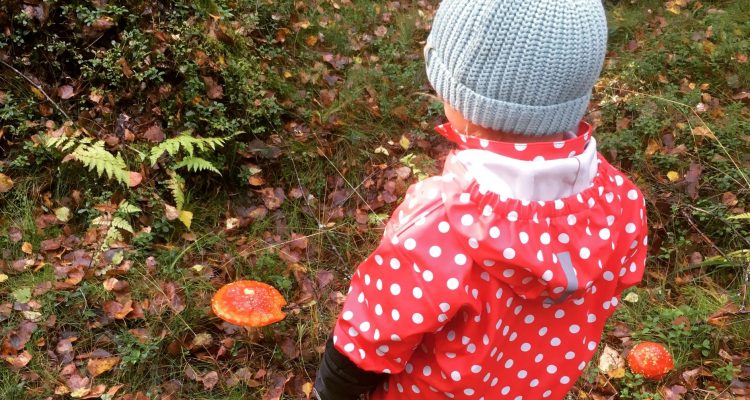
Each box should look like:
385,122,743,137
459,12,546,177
174,156,221,175
46,136,132,185
148,132,229,166
91,200,142,249
167,171,186,210
117,200,141,215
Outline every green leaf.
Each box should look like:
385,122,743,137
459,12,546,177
11,287,32,303
54,206,71,222
111,251,124,265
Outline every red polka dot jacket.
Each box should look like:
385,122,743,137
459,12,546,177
316,122,648,400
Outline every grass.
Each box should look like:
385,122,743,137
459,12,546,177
1,0,749,399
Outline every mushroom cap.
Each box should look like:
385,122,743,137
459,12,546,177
626,341,674,379
211,280,287,327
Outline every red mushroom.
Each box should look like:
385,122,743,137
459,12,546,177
626,342,674,379
211,280,287,328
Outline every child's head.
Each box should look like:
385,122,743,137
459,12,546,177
425,0,608,138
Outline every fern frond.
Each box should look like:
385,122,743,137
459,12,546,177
728,213,750,220
71,142,131,185
118,200,141,214
148,133,229,165
110,216,134,234
46,136,72,149
102,228,124,249
167,171,186,210
174,156,221,175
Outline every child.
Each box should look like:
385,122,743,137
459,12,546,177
314,0,648,398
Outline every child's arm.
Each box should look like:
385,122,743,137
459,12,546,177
314,177,472,396
314,337,385,399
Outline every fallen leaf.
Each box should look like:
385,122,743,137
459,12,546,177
399,135,410,150
8,227,22,242
11,287,32,303
58,85,75,99
302,382,313,399
202,76,224,100
86,357,121,378
2,350,32,368
40,237,62,252
660,384,687,400
374,25,388,37
0,274,7,283
142,125,165,143
685,162,702,200
164,204,179,221
116,58,133,78
692,126,716,140
598,345,625,378
667,171,680,182
262,373,292,400
201,371,219,390
128,172,143,188
191,333,213,349
722,192,739,207
258,187,286,210
103,300,133,319
178,210,193,230
21,242,33,255
92,16,114,31
316,270,334,289
54,207,71,222
623,292,639,303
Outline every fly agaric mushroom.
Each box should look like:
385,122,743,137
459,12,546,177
627,342,674,379
211,280,286,328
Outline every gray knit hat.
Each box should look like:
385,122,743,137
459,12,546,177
425,0,608,136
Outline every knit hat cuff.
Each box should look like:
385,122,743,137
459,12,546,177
426,48,591,137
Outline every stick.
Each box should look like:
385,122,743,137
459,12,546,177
0,59,72,121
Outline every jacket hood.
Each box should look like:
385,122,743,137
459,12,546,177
434,124,646,303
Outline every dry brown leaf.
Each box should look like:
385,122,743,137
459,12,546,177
58,85,75,100
258,187,286,210
2,350,32,368
86,357,121,378
722,192,739,207
164,204,180,221
202,76,224,100
128,172,143,188
8,227,22,242
201,371,219,390
142,125,165,143
21,242,33,254
262,373,292,400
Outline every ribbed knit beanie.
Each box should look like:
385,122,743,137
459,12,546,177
425,0,608,136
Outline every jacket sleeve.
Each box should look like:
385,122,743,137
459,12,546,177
616,200,648,292
330,178,473,374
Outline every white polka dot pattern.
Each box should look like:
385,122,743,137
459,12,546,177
332,143,648,400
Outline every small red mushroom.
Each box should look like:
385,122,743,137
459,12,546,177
626,342,674,379
211,280,287,328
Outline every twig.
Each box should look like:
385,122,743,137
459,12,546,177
0,59,72,121
680,208,729,260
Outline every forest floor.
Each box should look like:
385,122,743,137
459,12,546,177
0,0,749,399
